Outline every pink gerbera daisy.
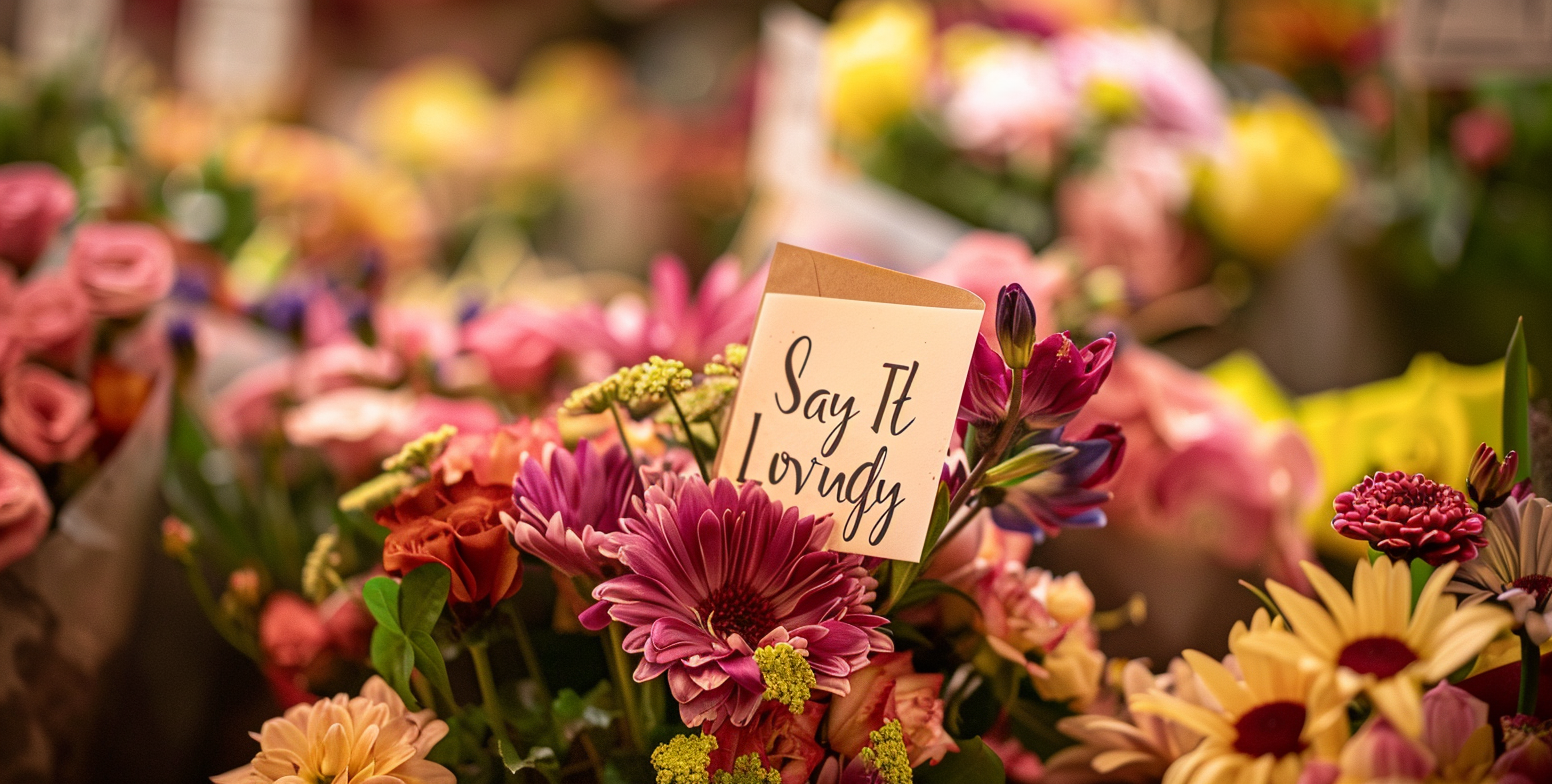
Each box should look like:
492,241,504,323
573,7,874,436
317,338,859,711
579,474,892,728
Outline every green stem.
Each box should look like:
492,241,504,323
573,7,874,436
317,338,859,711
1519,627,1541,716
609,404,637,465
470,642,516,758
605,622,648,754
667,389,710,480
180,559,261,662
507,606,551,704
947,372,1024,518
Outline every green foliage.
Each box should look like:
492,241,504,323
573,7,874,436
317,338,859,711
1504,318,1532,482
363,566,454,710
915,738,1006,784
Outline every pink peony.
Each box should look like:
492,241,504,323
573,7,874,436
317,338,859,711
460,304,565,392
826,652,958,767
579,474,891,728
1058,129,1204,302
0,446,52,570
945,45,1072,162
9,274,92,365
922,231,1068,344
1066,346,1319,585
1052,29,1226,150
0,162,76,271
1,364,98,464
66,222,176,318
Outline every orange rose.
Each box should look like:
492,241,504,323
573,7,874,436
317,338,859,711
377,475,522,616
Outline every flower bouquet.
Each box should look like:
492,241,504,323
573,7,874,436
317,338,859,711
0,161,177,780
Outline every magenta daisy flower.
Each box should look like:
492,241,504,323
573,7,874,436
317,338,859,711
578,474,892,728
505,440,641,580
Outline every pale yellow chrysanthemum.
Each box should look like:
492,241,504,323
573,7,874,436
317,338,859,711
1132,629,1349,784
1238,557,1511,739
212,676,453,784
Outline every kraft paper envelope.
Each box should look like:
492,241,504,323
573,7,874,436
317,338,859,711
715,243,985,561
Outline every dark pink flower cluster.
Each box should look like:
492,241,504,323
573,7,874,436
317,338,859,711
1333,471,1488,566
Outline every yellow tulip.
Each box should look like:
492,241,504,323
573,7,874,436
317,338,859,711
359,57,497,170
823,0,934,142
1195,95,1346,264
1294,354,1502,559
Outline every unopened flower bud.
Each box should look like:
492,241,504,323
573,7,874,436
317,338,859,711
995,283,1037,369
227,567,262,608
1468,443,1519,509
161,516,195,561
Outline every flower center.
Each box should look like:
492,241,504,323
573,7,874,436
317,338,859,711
1232,701,1308,758
699,584,776,643
1511,574,1552,604
1337,636,1419,679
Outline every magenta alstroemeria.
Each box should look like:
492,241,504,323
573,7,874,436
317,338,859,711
959,330,1117,431
579,474,892,728
505,440,641,580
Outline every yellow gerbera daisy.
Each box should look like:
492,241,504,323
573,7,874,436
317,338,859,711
1131,611,1349,784
1239,557,1511,738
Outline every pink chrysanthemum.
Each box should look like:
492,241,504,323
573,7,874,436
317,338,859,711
505,440,640,580
579,475,892,728
1333,471,1488,566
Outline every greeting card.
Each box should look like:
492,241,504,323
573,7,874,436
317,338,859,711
716,243,984,561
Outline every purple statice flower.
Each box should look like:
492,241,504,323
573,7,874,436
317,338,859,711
505,440,641,580
991,423,1125,541
579,474,892,728
959,330,1117,432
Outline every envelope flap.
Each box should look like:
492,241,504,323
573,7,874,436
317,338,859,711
767,243,984,311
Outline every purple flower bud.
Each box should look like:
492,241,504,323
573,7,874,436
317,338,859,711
995,284,1038,369
1468,442,1519,509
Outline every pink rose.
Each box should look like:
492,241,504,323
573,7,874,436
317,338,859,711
1067,346,1318,585
9,274,92,366
405,396,501,443
1058,129,1205,302
282,387,415,479
460,304,563,392
209,359,294,446
376,306,458,367
291,341,403,400
0,446,52,570
826,652,958,767
922,232,1068,343
66,222,176,317
0,162,76,271
1,364,98,464
435,418,562,487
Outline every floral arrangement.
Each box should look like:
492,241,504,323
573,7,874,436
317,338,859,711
0,161,173,570
819,0,1347,336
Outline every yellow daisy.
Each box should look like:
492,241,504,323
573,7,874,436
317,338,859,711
1131,611,1349,784
1240,557,1511,738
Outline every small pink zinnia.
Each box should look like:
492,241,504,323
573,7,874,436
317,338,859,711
1333,471,1488,566
579,475,892,728
505,440,640,580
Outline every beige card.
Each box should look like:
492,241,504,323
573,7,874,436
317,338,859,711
1393,0,1552,85
716,244,984,561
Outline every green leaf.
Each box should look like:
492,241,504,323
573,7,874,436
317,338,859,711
408,630,454,708
914,737,1005,784
921,481,953,558
399,563,450,634
1410,558,1436,610
892,579,979,614
499,741,558,779
1505,317,1532,482
362,576,403,633
1007,698,1077,760
1237,580,1280,620
370,626,417,709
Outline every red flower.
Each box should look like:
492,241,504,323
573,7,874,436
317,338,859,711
378,475,522,616
1333,471,1488,566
